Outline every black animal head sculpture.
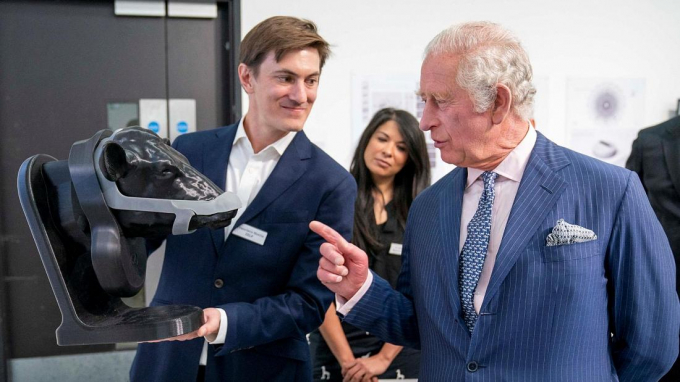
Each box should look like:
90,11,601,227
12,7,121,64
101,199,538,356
18,127,240,345
98,127,233,236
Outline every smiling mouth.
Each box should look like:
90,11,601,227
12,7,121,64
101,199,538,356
281,104,306,111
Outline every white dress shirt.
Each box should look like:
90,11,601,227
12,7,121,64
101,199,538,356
338,125,536,317
200,118,296,365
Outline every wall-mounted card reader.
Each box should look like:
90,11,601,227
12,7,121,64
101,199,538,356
139,99,168,139
169,98,196,143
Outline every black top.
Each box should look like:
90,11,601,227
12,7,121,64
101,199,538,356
367,201,404,288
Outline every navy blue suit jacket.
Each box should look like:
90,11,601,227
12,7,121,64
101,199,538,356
346,132,679,381
131,124,356,381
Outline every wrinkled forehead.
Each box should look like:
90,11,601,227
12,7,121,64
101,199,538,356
417,53,461,97
420,57,458,86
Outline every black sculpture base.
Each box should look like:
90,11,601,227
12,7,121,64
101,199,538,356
18,154,203,345
56,305,203,346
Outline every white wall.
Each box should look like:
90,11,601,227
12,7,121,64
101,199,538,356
241,0,680,179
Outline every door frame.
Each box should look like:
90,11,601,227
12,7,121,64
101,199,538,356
223,0,242,123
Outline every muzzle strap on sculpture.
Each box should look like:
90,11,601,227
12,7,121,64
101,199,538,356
97,183,241,235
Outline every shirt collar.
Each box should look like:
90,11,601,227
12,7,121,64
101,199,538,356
233,118,248,146
466,123,537,188
233,117,297,157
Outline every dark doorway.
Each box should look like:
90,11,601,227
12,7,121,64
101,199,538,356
0,0,240,379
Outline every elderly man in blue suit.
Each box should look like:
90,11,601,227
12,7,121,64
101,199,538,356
312,21,679,381
130,16,356,382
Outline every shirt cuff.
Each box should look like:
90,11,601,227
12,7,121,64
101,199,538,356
207,308,228,345
336,272,373,316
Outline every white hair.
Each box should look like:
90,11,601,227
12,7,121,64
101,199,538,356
424,21,536,120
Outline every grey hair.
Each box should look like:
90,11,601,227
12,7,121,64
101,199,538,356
424,21,536,120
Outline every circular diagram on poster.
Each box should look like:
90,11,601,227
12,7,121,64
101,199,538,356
594,91,618,119
591,84,624,123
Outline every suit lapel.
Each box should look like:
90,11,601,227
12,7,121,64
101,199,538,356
229,131,310,232
662,121,680,199
481,133,568,311
439,168,467,318
203,125,238,253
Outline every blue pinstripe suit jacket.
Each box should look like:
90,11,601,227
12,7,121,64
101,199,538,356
345,132,679,381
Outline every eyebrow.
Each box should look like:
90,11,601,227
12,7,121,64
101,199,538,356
416,89,452,100
271,69,320,78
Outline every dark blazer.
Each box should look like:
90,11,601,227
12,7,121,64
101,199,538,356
130,123,357,382
626,115,680,381
626,116,680,281
345,132,679,381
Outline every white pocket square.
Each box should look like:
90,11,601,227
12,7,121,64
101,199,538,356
546,219,597,247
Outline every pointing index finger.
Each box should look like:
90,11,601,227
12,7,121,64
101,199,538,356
309,220,349,249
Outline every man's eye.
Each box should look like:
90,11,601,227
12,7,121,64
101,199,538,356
306,78,318,86
278,76,293,83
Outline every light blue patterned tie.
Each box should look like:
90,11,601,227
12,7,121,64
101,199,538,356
459,171,497,333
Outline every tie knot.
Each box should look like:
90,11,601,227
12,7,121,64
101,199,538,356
482,171,498,187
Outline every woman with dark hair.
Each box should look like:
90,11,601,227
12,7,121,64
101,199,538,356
310,108,430,382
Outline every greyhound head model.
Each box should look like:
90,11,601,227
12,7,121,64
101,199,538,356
97,127,240,237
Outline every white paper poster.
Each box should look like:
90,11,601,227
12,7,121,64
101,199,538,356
566,78,645,167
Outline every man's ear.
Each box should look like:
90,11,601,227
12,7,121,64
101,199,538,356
238,63,256,94
99,142,135,181
491,84,513,125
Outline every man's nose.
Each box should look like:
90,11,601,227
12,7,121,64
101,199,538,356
289,80,307,104
419,101,436,131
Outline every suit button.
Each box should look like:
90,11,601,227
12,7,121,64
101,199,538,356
467,361,479,372
214,279,224,288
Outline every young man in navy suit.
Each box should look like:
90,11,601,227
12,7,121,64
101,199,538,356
131,16,356,382
312,22,679,381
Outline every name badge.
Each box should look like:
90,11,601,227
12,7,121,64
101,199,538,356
232,224,268,246
389,243,402,256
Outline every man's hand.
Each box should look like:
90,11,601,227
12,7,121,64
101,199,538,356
144,308,221,342
310,221,369,301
